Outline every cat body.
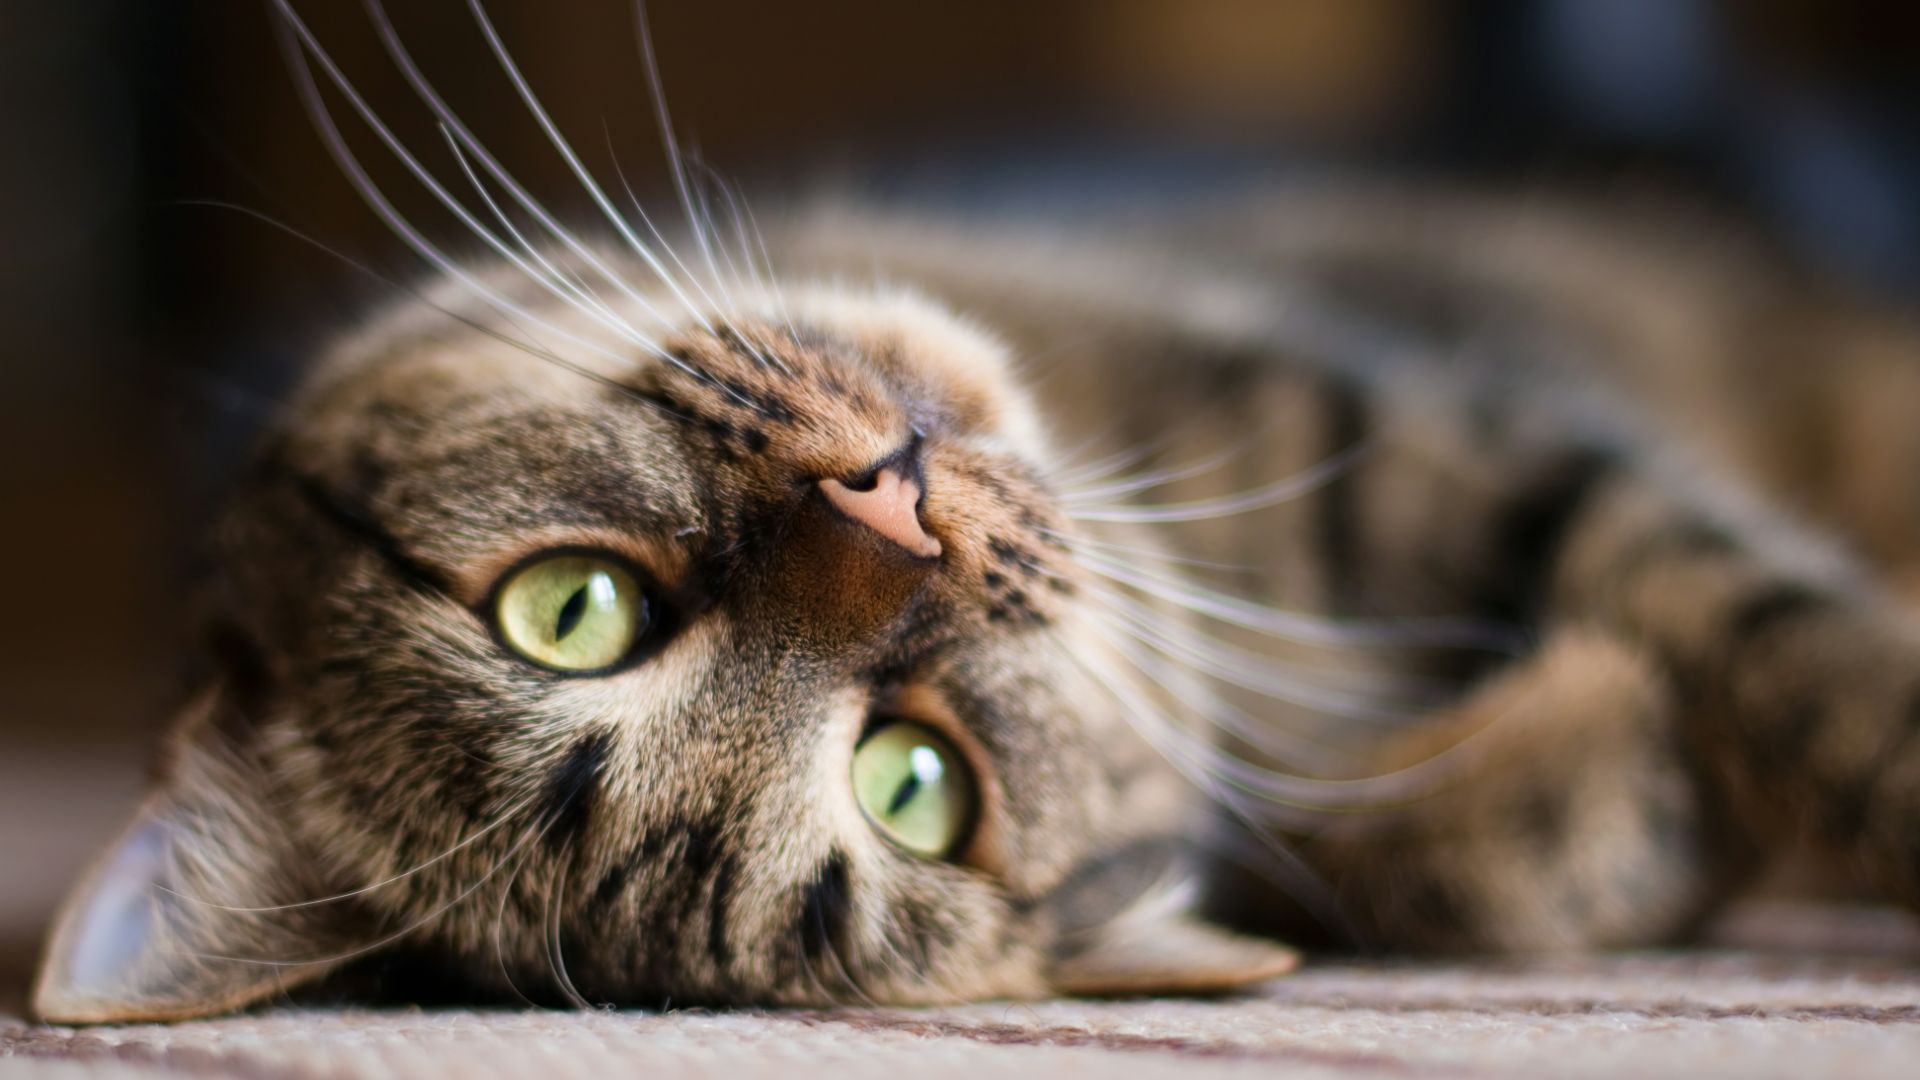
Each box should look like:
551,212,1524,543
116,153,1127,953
32,176,1920,1020
783,190,1920,947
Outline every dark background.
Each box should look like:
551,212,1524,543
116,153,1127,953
2,0,1916,988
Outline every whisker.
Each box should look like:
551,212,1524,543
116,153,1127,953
1084,585,1442,718
440,125,638,340
188,801,560,969
1072,544,1523,653
1089,631,1372,810
634,5,800,385
547,850,592,1009
1075,624,1519,816
1057,444,1247,505
1095,626,1366,773
158,786,543,914
491,840,539,1008
1046,431,1175,490
1039,527,1257,574
1067,639,1358,827
1185,802,1364,947
598,136,796,380
817,916,880,1008
1079,685,1354,926
168,200,696,426
633,0,726,312
1064,441,1368,523
1092,623,1386,777
356,0,731,379
461,0,716,334
272,4,654,375
283,1,763,410
672,162,794,372
683,165,753,319
791,924,837,1006
1087,580,1465,702
1044,402,1274,491
598,109,793,376
693,158,803,353
602,122,735,329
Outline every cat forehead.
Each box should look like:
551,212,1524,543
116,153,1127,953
299,283,1024,426
275,285,1047,555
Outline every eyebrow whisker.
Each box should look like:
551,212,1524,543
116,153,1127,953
271,3,663,375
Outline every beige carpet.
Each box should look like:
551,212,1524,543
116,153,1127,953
4,748,1919,1077
5,903,1919,1080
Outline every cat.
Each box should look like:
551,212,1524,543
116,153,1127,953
31,4,1920,1022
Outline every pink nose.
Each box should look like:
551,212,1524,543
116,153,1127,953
819,464,942,559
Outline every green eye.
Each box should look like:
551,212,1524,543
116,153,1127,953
851,720,976,858
494,554,646,672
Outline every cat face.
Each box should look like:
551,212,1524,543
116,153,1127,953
33,281,1294,1021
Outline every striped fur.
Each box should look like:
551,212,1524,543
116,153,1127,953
34,187,1920,1020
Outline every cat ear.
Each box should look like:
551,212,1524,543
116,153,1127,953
33,695,353,1022
1048,913,1299,997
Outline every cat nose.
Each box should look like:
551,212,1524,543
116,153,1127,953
818,461,942,559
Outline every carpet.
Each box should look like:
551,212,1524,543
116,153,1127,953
5,751,1919,1077
5,902,1918,1080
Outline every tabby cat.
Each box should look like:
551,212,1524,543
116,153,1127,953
32,4,1920,1022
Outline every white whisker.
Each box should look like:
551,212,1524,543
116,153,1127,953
441,125,636,338
462,0,714,332
633,0,726,310
158,787,544,914
1070,643,1354,930
1071,543,1522,653
1090,618,1366,772
1073,629,1482,816
1047,432,1172,490
1084,584,1443,717
1067,638,1350,826
356,0,714,364
190,800,559,969
272,7,659,381
1065,441,1367,523
603,122,736,327
1039,527,1256,574
492,839,539,1008
598,135,796,380
1058,444,1246,505
686,165,748,303
695,159,804,351
185,200,701,429
547,852,592,1009
679,164,796,372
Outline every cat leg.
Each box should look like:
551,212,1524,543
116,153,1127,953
1297,625,1753,952
1297,425,1920,950
1552,474,1920,909
1251,359,1920,941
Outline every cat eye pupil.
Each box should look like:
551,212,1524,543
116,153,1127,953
554,585,589,641
887,774,921,816
888,746,943,814
493,554,646,673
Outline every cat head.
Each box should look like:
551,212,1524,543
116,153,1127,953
34,277,1294,1021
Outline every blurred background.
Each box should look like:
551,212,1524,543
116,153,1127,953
2,0,1917,995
